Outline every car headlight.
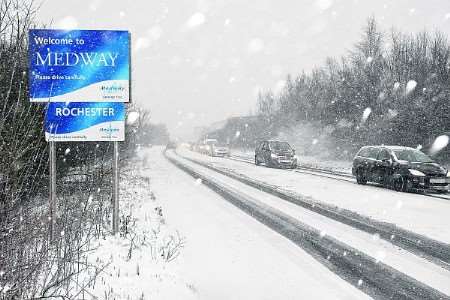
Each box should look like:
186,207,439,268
271,153,278,159
409,169,425,177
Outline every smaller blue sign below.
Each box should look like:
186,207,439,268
45,102,125,141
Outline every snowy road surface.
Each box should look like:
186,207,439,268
177,148,450,245
139,146,371,300
168,149,450,297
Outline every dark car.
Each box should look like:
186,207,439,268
255,140,297,169
352,146,449,192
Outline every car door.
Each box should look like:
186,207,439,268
262,142,270,163
256,142,263,161
366,147,381,182
375,149,393,184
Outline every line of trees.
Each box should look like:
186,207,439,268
209,18,450,160
255,17,450,158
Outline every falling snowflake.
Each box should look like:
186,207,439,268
429,135,449,155
358,279,363,286
361,107,372,123
393,82,400,91
64,148,70,155
366,56,373,63
405,80,417,94
134,37,150,52
273,80,286,94
387,109,398,119
315,0,334,10
194,178,202,186
186,12,205,29
127,111,140,125
247,38,264,54
148,25,163,41
56,16,78,30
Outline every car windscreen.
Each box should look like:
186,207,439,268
393,149,434,163
270,141,292,151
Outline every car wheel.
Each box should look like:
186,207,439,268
255,156,260,166
356,169,367,185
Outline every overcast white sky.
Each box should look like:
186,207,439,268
37,0,450,139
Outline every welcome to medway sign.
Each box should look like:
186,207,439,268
29,29,129,103
29,29,129,141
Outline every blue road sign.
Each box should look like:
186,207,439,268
45,102,125,141
29,29,130,103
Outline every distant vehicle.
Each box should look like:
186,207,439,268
210,142,230,157
165,140,177,150
255,140,297,169
197,138,217,154
352,146,450,193
198,138,230,157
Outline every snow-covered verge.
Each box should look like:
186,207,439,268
71,151,197,300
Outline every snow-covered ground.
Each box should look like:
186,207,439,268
178,148,450,245
79,155,197,299
137,146,371,299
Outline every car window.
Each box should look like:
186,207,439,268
357,147,370,157
393,149,434,163
368,147,380,159
269,141,292,151
378,149,391,161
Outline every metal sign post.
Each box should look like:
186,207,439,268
49,141,56,241
112,141,119,234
